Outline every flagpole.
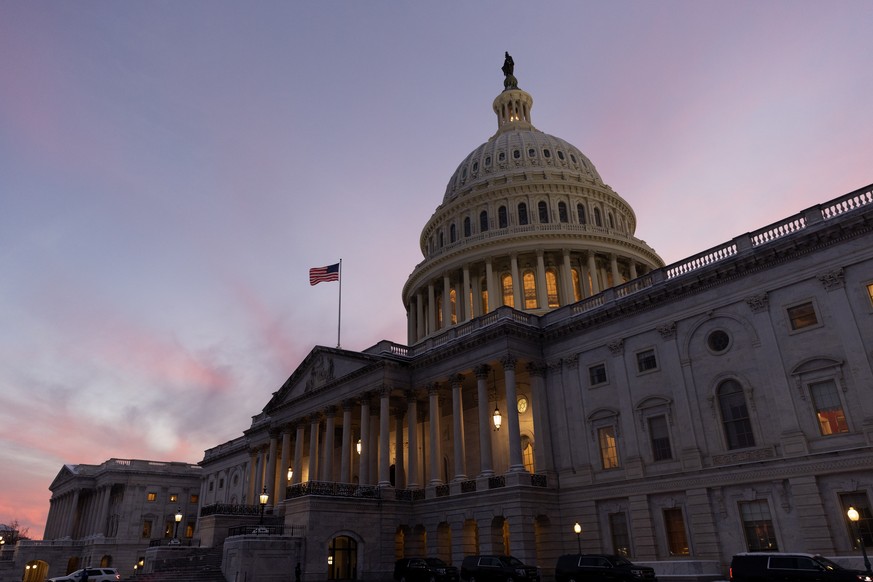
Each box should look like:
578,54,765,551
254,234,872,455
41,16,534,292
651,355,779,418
337,259,342,349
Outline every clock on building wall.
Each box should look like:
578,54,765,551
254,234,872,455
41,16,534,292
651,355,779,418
517,395,528,413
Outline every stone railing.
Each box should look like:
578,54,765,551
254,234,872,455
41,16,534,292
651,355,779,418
200,503,261,517
286,481,380,499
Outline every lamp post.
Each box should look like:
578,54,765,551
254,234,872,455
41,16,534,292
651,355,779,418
573,522,582,554
848,507,872,576
169,508,182,545
259,486,269,525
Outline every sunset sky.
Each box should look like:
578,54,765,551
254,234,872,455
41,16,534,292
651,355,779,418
2,2,872,539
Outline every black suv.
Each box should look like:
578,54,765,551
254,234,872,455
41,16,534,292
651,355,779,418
730,552,873,582
460,555,539,582
555,554,657,582
395,558,460,582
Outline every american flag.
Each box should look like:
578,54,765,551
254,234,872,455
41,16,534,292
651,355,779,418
309,263,340,285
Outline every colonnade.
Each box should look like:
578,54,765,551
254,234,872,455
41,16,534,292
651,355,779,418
246,356,549,508
406,249,647,342
44,484,115,540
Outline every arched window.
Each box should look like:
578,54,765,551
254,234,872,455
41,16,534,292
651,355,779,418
498,205,508,229
463,217,471,237
521,435,535,473
577,203,587,224
594,207,603,227
571,268,582,301
449,289,457,325
518,203,529,225
538,201,549,223
501,273,514,308
523,270,538,309
449,224,456,243
545,269,560,308
436,293,444,328
608,212,615,229
718,380,755,450
480,277,489,313
479,210,489,232
438,232,444,248
558,202,568,223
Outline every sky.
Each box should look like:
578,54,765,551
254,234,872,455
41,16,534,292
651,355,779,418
1,1,872,539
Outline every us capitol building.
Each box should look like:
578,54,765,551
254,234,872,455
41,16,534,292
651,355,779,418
10,56,873,582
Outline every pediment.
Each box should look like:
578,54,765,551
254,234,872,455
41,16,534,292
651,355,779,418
790,357,842,376
48,464,79,491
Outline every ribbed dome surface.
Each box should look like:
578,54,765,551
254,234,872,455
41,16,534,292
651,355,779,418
443,129,604,204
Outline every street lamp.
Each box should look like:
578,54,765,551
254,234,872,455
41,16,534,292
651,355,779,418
169,508,182,545
573,522,582,554
259,486,269,525
848,506,872,576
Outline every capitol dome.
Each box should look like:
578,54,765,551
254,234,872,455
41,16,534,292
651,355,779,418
402,58,664,344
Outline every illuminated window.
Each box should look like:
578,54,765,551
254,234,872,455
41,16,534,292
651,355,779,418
185,523,194,539
840,492,873,548
545,269,560,307
740,500,778,551
169,494,178,503
164,520,173,538
190,494,199,504
147,492,157,502
589,364,607,386
558,202,568,223
498,206,508,228
518,202,529,225
436,293,444,328
538,201,549,223
609,512,630,557
648,416,672,461
480,278,489,313
502,274,514,308
598,426,619,469
521,435,534,473
449,289,458,325
479,210,489,232
636,349,658,373
810,380,848,435
523,270,538,309
577,203,586,224
142,520,153,539
663,508,689,555
718,380,755,449
464,217,471,237
787,302,818,330
867,283,873,307
594,208,602,226
571,268,582,301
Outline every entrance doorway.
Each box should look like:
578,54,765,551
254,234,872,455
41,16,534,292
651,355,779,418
328,535,358,580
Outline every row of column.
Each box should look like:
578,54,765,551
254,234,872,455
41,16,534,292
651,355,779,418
408,250,644,342
44,484,114,540
247,356,548,508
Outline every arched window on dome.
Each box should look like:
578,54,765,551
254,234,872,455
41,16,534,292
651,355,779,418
571,268,582,302
594,207,603,227
449,289,457,325
608,212,615,229
523,270,538,309
546,268,560,308
577,204,587,225
518,203,529,226
717,379,755,450
450,224,456,243
558,202,568,223
480,277,489,313
464,217,471,238
498,206,508,229
480,210,489,232
538,201,549,224
501,273,514,308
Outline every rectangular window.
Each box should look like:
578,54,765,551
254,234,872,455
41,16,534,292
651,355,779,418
146,492,157,502
867,283,873,307
648,416,672,461
608,512,631,557
164,520,173,538
169,494,178,503
810,380,849,435
840,492,873,548
598,426,619,469
141,520,153,539
186,522,195,539
190,494,199,504
663,508,690,556
740,500,778,551
589,364,607,386
636,349,658,372
787,302,818,330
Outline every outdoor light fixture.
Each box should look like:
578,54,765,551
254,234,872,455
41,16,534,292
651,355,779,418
169,508,182,545
492,406,502,431
356,438,362,455
259,486,269,525
847,506,872,576
573,522,582,554
287,467,293,481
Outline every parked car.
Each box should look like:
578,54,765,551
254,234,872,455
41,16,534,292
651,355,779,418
395,557,460,582
460,555,539,582
730,552,873,582
555,554,657,582
47,567,121,582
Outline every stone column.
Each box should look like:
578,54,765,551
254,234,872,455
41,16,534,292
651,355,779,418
293,423,305,485
341,401,352,483
279,429,291,499
475,364,494,476
443,275,452,327
562,249,574,304
527,363,551,473
462,265,472,321
510,254,522,308
97,485,112,536
587,252,600,294
629,494,657,559
427,283,436,334
485,258,495,312
308,417,319,482
407,392,420,489
65,489,80,538
503,356,525,472
629,261,638,279
610,253,620,286
266,435,278,507
323,407,336,482
451,374,467,481
248,450,258,501
416,292,425,341
428,383,443,485
394,407,406,488
379,387,392,486
359,396,371,485
536,249,548,308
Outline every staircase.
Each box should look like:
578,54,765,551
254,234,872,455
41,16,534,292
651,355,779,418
123,547,225,582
